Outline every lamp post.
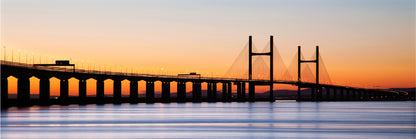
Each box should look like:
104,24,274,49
18,49,21,63
3,45,6,61
25,51,28,64
32,52,34,64
11,48,13,63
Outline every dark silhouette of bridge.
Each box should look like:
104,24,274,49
1,36,408,108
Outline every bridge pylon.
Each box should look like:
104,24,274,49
248,35,274,102
297,46,321,101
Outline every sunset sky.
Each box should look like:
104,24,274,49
2,0,415,96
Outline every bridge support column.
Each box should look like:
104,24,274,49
129,80,138,103
192,82,201,102
17,75,30,106
380,92,384,100
352,89,357,100
177,82,186,102
146,81,155,103
370,91,375,100
311,87,316,101
241,82,245,101
385,93,389,100
382,92,386,100
227,82,232,101
389,93,394,100
113,79,122,103
212,83,217,101
297,84,301,101
345,89,350,100
332,87,337,100
59,78,69,105
222,83,227,102
362,90,366,100
363,90,367,100
96,79,105,100
39,77,50,105
297,45,301,102
368,91,373,100
377,92,381,100
207,83,212,100
79,79,86,99
340,88,344,100
352,90,357,100
325,87,330,100
162,81,170,103
378,92,382,100
377,91,383,100
357,90,363,100
270,83,274,102
249,83,255,102
316,87,322,101
60,78,69,100
2,76,8,108
367,90,372,101
236,82,242,101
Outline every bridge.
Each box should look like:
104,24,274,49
1,36,408,108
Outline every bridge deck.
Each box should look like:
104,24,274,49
1,60,367,89
1,60,409,108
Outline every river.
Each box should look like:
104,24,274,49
1,101,415,138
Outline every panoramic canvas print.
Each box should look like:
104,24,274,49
1,0,415,138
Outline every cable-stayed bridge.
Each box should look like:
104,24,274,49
1,36,408,108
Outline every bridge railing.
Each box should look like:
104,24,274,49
2,60,404,98
0,60,327,83
1,60,252,81
2,60,382,90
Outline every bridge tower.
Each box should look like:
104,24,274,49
248,35,274,102
297,46,321,101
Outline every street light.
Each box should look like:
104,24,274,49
32,52,34,64
11,48,13,63
3,45,6,61
18,49,21,63
25,51,28,64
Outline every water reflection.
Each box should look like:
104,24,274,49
1,102,415,139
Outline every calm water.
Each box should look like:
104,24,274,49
1,101,415,139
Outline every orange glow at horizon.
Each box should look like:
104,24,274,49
68,78,78,96
86,79,96,96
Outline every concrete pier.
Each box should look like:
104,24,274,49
162,81,170,102
130,80,138,102
17,75,30,106
40,77,50,105
146,81,155,103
